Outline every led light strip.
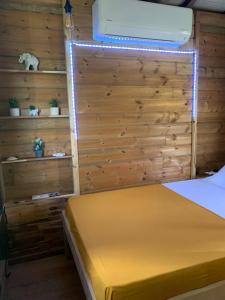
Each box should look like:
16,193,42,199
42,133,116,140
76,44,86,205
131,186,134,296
68,40,199,125
192,52,199,120
73,41,195,56
66,40,198,182
66,40,78,139
70,41,198,121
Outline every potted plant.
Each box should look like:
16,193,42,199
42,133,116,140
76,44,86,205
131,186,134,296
9,97,20,117
49,98,60,116
33,138,45,158
29,105,39,117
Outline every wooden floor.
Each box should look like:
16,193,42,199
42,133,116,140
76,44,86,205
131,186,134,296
6,255,86,300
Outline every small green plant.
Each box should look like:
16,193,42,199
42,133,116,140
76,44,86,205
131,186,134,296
33,138,45,151
9,97,19,108
49,98,58,108
29,105,36,110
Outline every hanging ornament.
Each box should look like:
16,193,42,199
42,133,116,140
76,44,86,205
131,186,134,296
64,0,74,30
64,0,72,14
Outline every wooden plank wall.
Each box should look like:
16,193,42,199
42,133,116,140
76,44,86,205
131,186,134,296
196,12,225,174
1,0,224,262
0,0,73,263
71,0,193,193
76,48,193,192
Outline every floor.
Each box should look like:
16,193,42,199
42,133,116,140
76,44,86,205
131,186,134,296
6,255,86,300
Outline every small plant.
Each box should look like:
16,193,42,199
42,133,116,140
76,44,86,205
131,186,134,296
9,97,19,108
49,99,58,108
29,105,36,110
29,105,39,117
49,98,60,116
9,97,20,116
33,138,45,152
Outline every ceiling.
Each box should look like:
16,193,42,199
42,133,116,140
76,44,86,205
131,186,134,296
144,0,225,13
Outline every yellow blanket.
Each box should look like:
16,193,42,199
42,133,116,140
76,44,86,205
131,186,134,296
66,184,225,300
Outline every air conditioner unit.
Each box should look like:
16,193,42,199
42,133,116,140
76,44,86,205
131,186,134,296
92,0,193,47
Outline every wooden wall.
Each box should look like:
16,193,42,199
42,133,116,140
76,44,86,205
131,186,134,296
0,0,73,263
196,11,225,174
1,0,225,263
71,0,193,193
76,47,193,192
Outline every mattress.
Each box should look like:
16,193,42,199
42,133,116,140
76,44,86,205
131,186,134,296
164,178,225,219
66,184,225,300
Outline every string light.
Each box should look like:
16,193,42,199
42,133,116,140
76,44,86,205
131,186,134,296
67,40,198,136
66,40,77,139
73,41,195,55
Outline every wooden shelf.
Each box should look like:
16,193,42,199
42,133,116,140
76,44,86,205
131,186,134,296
0,69,67,74
0,115,69,120
35,193,75,201
5,193,76,208
1,155,72,165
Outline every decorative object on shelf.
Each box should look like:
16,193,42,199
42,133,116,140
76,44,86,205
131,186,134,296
52,152,66,157
49,98,60,116
64,0,74,32
6,156,18,161
18,53,39,71
29,105,39,117
9,97,20,117
32,192,61,201
33,138,45,158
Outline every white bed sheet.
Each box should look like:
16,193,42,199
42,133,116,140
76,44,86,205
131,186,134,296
164,179,225,219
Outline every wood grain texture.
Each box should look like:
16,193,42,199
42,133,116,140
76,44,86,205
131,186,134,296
2,0,224,263
74,46,193,193
196,11,225,174
3,159,73,201
0,0,62,14
0,0,72,263
68,0,194,193
7,199,69,264
0,10,65,69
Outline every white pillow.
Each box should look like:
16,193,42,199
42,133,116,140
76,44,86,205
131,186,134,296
204,165,225,189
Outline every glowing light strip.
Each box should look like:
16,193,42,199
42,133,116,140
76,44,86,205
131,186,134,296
192,51,198,121
72,41,198,121
69,40,198,127
66,40,78,139
67,40,198,180
73,41,195,55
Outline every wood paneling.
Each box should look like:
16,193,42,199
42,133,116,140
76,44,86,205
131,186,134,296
0,0,71,262
0,8,65,70
0,88,68,116
7,199,68,264
3,159,73,201
196,12,225,174
0,0,62,14
69,0,194,193
2,0,224,263
75,46,193,193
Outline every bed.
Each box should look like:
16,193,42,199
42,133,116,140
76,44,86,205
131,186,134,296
62,167,225,300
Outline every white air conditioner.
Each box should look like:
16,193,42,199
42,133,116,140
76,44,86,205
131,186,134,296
92,0,193,47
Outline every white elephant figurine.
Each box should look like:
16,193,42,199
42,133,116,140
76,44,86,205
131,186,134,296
18,53,39,71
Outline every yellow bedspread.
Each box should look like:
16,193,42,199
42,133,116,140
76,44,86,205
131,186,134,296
66,184,225,300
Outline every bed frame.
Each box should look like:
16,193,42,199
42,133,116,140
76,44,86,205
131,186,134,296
62,211,225,300
62,211,96,300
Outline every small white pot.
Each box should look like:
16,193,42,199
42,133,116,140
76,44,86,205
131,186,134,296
50,107,59,116
10,108,20,117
